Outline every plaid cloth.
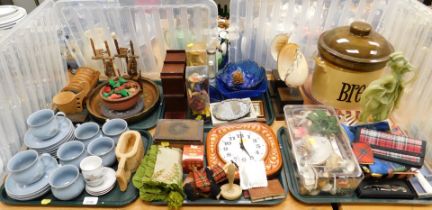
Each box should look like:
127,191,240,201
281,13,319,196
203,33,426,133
193,168,211,193
209,164,227,184
372,148,424,168
358,128,426,157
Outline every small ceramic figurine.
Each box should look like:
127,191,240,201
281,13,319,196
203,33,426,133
220,162,242,200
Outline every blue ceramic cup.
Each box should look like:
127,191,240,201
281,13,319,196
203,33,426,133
74,122,101,146
87,137,115,167
49,165,84,200
7,150,50,185
57,141,87,168
26,109,65,140
102,119,128,144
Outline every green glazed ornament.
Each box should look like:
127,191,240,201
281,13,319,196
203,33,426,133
359,52,414,122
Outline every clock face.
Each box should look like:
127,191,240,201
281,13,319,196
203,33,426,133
217,130,268,165
206,123,283,177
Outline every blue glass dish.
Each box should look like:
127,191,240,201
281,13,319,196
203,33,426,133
216,74,268,99
216,60,265,91
209,86,224,103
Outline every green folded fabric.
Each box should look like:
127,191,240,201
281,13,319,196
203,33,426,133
132,145,184,209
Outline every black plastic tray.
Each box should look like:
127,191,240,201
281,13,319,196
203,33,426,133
0,130,153,207
151,130,288,206
277,127,432,205
189,90,275,131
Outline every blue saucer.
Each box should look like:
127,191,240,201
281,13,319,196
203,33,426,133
24,117,73,149
5,154,58,199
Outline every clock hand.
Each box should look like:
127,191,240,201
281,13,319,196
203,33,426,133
239,132,252,158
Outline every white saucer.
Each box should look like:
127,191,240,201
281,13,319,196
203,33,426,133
5,154,58,200
24,117,73,149
0,6,18,18
85,167,116,196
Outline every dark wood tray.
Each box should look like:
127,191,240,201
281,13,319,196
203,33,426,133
86,77,160,124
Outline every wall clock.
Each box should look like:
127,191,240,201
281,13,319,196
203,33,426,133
206,123,282,177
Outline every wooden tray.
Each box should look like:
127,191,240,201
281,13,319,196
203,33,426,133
86,77,160,124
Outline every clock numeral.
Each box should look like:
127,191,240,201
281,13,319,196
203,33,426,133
223,147,228,151
253,139,257,143
229,136,235,140
241,157,247,162
256,144,261,149
226,153,232,157
255,150,260,155
224,141,232,146
247,135,251,139
250,156,255,160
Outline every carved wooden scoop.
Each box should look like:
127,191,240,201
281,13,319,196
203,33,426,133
115,130,144,191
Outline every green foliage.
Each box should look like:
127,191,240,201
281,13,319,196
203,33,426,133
307,110,340,137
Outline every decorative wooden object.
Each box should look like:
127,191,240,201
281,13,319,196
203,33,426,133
115,130,144,191
53,67,100,114
220,162,242,200
154,119,203,148
161,50,187,118
86,77,160,123
90,38,119,78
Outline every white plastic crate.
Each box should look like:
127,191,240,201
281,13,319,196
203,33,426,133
0,0,217,184
228,0,432,161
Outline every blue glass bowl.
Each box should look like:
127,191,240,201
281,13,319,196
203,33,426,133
216,74,268,99
209,86,224,103
216,60,265,91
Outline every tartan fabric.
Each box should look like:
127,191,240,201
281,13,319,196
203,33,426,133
193,168,211,193
358,128,426,157
209,164,227,184
372,148,424,168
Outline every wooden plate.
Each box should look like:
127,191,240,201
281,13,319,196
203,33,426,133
86,77,160,123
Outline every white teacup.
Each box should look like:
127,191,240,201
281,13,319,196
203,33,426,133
79,156,104,187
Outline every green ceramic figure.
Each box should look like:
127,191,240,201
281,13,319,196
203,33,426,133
359,52,414,122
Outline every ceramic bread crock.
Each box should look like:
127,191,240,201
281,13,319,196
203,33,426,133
311,21,394,110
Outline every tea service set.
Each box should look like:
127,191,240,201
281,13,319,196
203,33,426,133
5,108,131,201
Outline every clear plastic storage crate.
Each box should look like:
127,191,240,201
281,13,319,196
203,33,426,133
0,0,431,187
228,0,432,162
0,0,217,185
